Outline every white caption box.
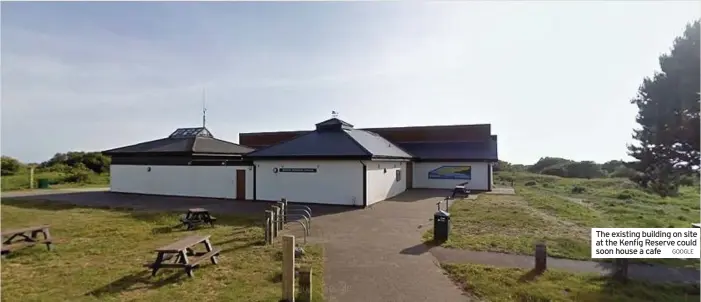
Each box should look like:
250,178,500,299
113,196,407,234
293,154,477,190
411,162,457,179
591,228,701,259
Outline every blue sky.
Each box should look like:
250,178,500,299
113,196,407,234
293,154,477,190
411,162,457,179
2,2,699,164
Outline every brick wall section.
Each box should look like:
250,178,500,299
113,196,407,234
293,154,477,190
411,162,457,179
239,124,492,148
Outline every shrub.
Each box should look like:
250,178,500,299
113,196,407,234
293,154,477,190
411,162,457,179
541,165,568,177
679,174,700,187
1,156,22,176
497,175,514,183
527,157,573,173
616,191,633,200
564,161,607,179
571,186,586,194
610,165,640,179
40,151,111,174
63,170,91,183
38,163,72,173
524,181,537,186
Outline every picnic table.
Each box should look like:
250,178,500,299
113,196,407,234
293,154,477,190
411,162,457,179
180,208,217,230
450,181,471,199
144,234,221,278
1,225,53,255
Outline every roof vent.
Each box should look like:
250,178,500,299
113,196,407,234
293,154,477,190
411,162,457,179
169,127,214,138
315,118,354,132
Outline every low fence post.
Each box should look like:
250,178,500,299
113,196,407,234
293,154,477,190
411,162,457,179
282,235,296,302
272,206,280,237
265,210,274,245
29,167,35,189
298,266,313,301
264,212,270,245
274,205,283,231
613,258,629,282
535,242,547,272
277,201,286,229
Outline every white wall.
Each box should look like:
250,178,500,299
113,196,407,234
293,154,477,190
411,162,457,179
109,165,254,200
255,160,364,206
364,160,407,206
413,162,490,190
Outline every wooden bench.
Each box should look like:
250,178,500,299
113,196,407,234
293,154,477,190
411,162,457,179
180,208,217,230
143,234,221,278
450,182,471,199
1,225,53,255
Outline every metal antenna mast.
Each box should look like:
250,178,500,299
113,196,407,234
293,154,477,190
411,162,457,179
202,88,207,128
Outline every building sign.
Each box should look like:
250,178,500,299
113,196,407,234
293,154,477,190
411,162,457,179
428,166,471,180
274,167,318,173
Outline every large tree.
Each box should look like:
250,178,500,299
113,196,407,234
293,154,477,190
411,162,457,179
628,20,700,195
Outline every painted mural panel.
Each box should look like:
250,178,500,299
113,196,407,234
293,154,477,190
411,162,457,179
428,166,472,180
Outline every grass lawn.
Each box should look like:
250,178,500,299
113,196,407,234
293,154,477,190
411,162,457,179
1,171,110,191
442,263,700,302
1,200,324,302
424,172,700,268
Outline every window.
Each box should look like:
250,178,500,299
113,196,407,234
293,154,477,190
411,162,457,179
396,170,401,182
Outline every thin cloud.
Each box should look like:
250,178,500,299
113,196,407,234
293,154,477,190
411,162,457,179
1,2,699,163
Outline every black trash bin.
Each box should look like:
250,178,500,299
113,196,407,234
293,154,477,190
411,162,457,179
37,178,50,189
433,210,451,242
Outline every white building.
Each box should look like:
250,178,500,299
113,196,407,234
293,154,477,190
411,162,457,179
241,118,499,207
103,119,499,207
103,127,255,200
246,118,413,207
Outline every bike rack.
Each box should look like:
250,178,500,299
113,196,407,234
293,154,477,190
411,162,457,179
280,198,313,233
287,204,312,217
289,220,308,244
284,214,310,236
286,209,312,228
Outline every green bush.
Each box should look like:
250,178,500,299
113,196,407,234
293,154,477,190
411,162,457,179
39,163,72,173
679,174,700,187
1,156,22,176
527,157,573,174
40,151,111,174
610,165,639,179
571,186,586,194
524,181,537,186
616,191,633,200
541,165,568,177
563,161,606,179
62,170,91,183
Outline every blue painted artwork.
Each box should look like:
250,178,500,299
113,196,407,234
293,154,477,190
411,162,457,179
428,166,472,180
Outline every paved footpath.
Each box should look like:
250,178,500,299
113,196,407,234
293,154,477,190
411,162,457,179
5,189,699,300
3,189,472,301
431,247,700,284
310,191,472,302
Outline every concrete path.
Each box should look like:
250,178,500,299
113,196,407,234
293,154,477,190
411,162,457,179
484,187,516,195
5,189,698,300
431,247,700,284
308,190,471,302
3,189,472,302
1,187,109,197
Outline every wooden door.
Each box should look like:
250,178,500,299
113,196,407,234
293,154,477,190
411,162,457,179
407,162,414,189
236,170,246,200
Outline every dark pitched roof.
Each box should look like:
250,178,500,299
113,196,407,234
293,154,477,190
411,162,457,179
103,127,255,155
397,137,498,161
239,123,494,148
246,118,413,159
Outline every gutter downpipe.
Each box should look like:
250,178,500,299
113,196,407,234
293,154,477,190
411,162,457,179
360,160,367,208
